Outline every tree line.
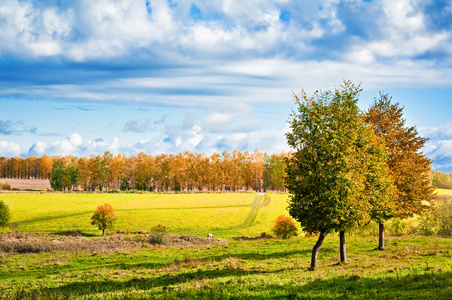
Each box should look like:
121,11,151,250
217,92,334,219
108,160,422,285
432,170,452,189
0,150,288,192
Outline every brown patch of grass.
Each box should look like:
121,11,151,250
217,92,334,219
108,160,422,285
223,257,243,270
0,232,227,255
0,178,51,191
233,232,275,241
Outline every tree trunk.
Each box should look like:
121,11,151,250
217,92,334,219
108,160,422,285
311,230,327,269
378,222,385,250
340,231,346,263
102,229,105,236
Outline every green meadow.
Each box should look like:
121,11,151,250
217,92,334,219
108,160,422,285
1,192,289,236
0,190,451,299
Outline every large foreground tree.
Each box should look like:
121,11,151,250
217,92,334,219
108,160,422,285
286,81,393,269
365,94,435,250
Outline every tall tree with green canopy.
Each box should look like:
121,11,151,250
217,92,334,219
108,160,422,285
365,94,435,250
286,81,394,269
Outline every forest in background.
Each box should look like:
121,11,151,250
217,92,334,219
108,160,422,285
1,151,449,192
0,150,288,192
432,170,452,189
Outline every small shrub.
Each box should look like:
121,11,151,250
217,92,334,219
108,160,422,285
260,232,273,239
273,215,298,239
90,203,116,236
0,200,11,228
387,218,417,236
0,182,12,190
149,224,167,245
419,196,452,237
418,212,440,236
356,222,379,236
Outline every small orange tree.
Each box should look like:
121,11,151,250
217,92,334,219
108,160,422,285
273,215,298,239
91,203,116,235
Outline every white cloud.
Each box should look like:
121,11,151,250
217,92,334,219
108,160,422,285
417,122,452,171
345,0,452,62
419,122,452,140
69,133,83,146
26,133,117,157
0,140,21,156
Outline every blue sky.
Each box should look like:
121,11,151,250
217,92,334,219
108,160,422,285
1,0,452,171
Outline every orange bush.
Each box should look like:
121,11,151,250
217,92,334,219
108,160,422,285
273,215,298,239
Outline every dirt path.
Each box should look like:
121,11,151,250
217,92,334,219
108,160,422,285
239,193,271,227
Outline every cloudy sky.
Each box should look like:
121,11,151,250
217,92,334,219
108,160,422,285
1,0,452,171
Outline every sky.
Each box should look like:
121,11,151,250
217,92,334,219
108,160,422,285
1,0,452,171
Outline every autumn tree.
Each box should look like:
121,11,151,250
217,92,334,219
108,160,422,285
120,155,137,191
365,94,435,250
251,149,264,192
184,151,197,191
38,155,53,179
286,81,393,269
135,153,153,191
109,154,125,190
209,152,222,191
432,171,452,189
91,203,116,235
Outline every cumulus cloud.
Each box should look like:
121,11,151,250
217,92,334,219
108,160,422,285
18,117,289,158
1,0,449,63
26,133,117,157
0,140,21,156
0,0,451,108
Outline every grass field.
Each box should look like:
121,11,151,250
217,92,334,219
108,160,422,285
0,192,290,237
436,188,452,196
1,233,451,299
1,190,451,299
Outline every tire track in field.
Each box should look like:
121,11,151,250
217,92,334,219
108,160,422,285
239,193,271,227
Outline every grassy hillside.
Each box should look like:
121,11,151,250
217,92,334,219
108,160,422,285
0,192,290,237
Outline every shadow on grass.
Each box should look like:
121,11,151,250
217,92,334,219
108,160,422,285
49,268,283,296
16,204,250,227
55,230,97,237
12,269,452,299
271,271,452,299
18,211,93,225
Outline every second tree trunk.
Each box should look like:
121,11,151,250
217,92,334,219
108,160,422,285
378,222,385,250
340,231,346,263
